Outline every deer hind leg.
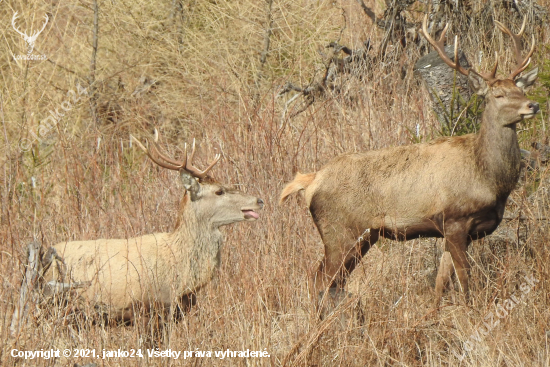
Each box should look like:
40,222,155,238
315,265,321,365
315,227,377,303
315,230,378,322
341,231,379,280
316,228,379,291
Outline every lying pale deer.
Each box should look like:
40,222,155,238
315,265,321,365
280,16,539,304
50,133,263,323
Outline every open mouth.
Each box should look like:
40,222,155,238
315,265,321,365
242,209,260,220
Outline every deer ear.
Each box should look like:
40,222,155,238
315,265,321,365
468,70,489,96
515,67,538,90
181,171,201,201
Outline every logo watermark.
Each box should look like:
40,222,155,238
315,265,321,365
19,84,89,152
12,12,48,61
452,273,539,361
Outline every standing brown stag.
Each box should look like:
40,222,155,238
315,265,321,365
280,16,539,304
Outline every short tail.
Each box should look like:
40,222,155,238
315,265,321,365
280,172,316,204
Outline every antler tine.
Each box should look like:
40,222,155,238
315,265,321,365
495,17,536,80
183,138,221,179
188,138,197,169
147,139,186,167
509,34,535,80
130,134,183,171
494,17,524,66
479,52,499,82
200,153,222,177
421,15,470,77
147,129,186,167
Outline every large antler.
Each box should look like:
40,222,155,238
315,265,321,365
420,15,471,77
130,130,221,180
421,15,535,83
494,17,535,80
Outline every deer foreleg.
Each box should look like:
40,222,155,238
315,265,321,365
442,230,471,299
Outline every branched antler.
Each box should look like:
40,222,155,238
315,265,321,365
494,17,535,80
131,130,220,180
420,15,535,82
420,15,475,78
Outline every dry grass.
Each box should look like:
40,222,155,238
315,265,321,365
1,0,550,365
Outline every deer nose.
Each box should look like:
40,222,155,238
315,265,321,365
257,198,264,207
528,102,539,113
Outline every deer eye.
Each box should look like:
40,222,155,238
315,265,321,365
215,188,225,196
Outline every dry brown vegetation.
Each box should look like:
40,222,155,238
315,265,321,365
1,0,549,365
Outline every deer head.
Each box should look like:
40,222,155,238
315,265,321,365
130,131,263,227
420,15,539,126
12,12,49,55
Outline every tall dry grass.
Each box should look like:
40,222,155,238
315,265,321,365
1,0,549,365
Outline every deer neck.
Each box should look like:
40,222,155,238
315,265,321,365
165,200,223,292
475,102,521,196
168,203,222,257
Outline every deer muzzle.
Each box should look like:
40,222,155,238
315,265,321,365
242,198,264,220
519,101,540,119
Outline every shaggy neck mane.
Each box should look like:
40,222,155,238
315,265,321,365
165,192,223,292
173,194,192,230
474,101,521,197
170,194,215,243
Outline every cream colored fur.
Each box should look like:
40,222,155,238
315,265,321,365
50,182,263,320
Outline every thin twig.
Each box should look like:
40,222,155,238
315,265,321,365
259,0,274,67
46,58,83,79
89,0,100,125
